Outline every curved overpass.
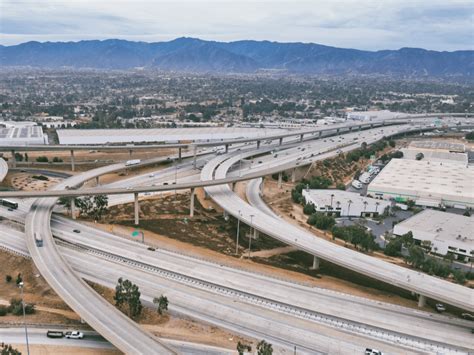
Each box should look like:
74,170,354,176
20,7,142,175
201,125,474,312
25,161,177,354
0,157,8,182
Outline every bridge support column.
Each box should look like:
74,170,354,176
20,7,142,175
223,210,228,220
257,140,261,149
300,134,304,142
134,193,139,225
418,294,426,308
178,147,182,162
359,125,362,131
190,188,195,217
10,150,16,168
279,137,283,145
260,177,264,193
232,182,236,191
71,198,76,220
252,228,259,239
278,172,283,189
336,128,340,133
310,256,320,270
70,150,75,171
95,176,100,186
291,168,297,183
349,126,353,132
318,131,322,137
193,145,197,169
225,144,229,153
129,149,133,158
370,124,374,129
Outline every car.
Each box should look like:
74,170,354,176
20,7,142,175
435,303,446,312
126,186,133,190
163,182,168,185
47,330,64,338
365,348,383,355
461,313,474,321
149,173,155,178
147,247,156,251
65,331,84,339
73,229,80,234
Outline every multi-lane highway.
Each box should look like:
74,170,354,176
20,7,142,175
1,115,473,354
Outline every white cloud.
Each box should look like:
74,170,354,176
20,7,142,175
0,0,472,50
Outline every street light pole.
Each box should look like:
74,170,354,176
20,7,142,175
18,282,30,355
174,161,178,201
248,214,254,258
236,210,241,255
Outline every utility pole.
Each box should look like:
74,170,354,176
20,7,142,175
18,282,30,355
236,210,241,255
248,214,254,259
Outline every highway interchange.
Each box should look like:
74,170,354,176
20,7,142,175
0,115,473,354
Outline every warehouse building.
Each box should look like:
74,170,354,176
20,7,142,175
367,159,474,209
393,210,473,261
0,126,48,146
57,127,287,145
302,189,391,217
400,140,468,165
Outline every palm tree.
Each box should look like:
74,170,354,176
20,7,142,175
347,199,353,218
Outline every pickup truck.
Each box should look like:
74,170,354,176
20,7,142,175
65,331,84,339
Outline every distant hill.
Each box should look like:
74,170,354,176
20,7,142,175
1,37,473,77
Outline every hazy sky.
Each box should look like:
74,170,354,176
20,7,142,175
1,0,473,50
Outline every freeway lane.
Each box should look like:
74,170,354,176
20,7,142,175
1,227,462,354
202,124,474,313
0,328,234,355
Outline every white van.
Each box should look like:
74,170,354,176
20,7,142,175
352,180,363,189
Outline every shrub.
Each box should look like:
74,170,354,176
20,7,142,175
36,156,49,163
336,182,346,190
452,269,466,284
52,156,63,163
0,305,7,316
32,175,49,181
303,203,315,215
5,275,12,283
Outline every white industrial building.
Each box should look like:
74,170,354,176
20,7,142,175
346,110,404,121
368,159,474,209
302,189,391,217
57,127,287,145
0,126,48,145
393,210,473,261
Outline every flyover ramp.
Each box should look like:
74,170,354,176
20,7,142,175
202,126,474,312
0,157,8,182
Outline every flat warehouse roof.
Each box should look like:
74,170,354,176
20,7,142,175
57,127,289,145
393,210,473,250
368,159,474,206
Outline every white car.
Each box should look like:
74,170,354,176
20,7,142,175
65,331,84,339
365,348,382,355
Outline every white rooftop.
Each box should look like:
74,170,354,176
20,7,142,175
393,210,473,255
368,159,474,208
400,148,468,165
409,140,465,152
57,127,287,145
302,189,390,216
0,126,47,146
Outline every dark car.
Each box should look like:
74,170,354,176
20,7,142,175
73,229,81,234
47,330,64,338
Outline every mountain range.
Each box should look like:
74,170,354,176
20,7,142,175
1,37,473,77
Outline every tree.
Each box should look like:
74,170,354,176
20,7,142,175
76,196,94,217
91,195,109,221
15,273,22,286
406,245,425,268
1,343,22,355
24,153,28,162
153,295,168,315
257,340,273,355
303,203,315,215
389,140,396,148
452,269,466,284
14,152,23,162
5,275,12,283
52,157,63,163
236,341,252,355
463,210,471,217
114,278,143,319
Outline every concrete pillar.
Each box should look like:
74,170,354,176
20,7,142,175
252,228,259,239
336,128,340,133
95,176,100,186
349,126,353,132
223,210,228,220
129,149,133,158
358,125,362,131
10,150,16,168
310,256,320,270
134,193,139,225
370,124,374,129
279,137,283,145
190,188,195,217
225,144,229,153
300,134,304,142
70,150,75,171
71,198,76,220
318,131,322,137
291,168,296,183
178,147,182,162
278,172,283,189
232,182,236,191
417,294,426,308
257,140,261,149
193,145,197,169
260,177,264,193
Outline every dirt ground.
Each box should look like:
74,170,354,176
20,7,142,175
5,172,63,191
0,251,249,352
12,344,121,355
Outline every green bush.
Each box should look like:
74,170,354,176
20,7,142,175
0,305,7,316
5,275,12,283
307,213,336,230
303,203,315,215
32,175,49,181
36,156,49,163
52,156,63,163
